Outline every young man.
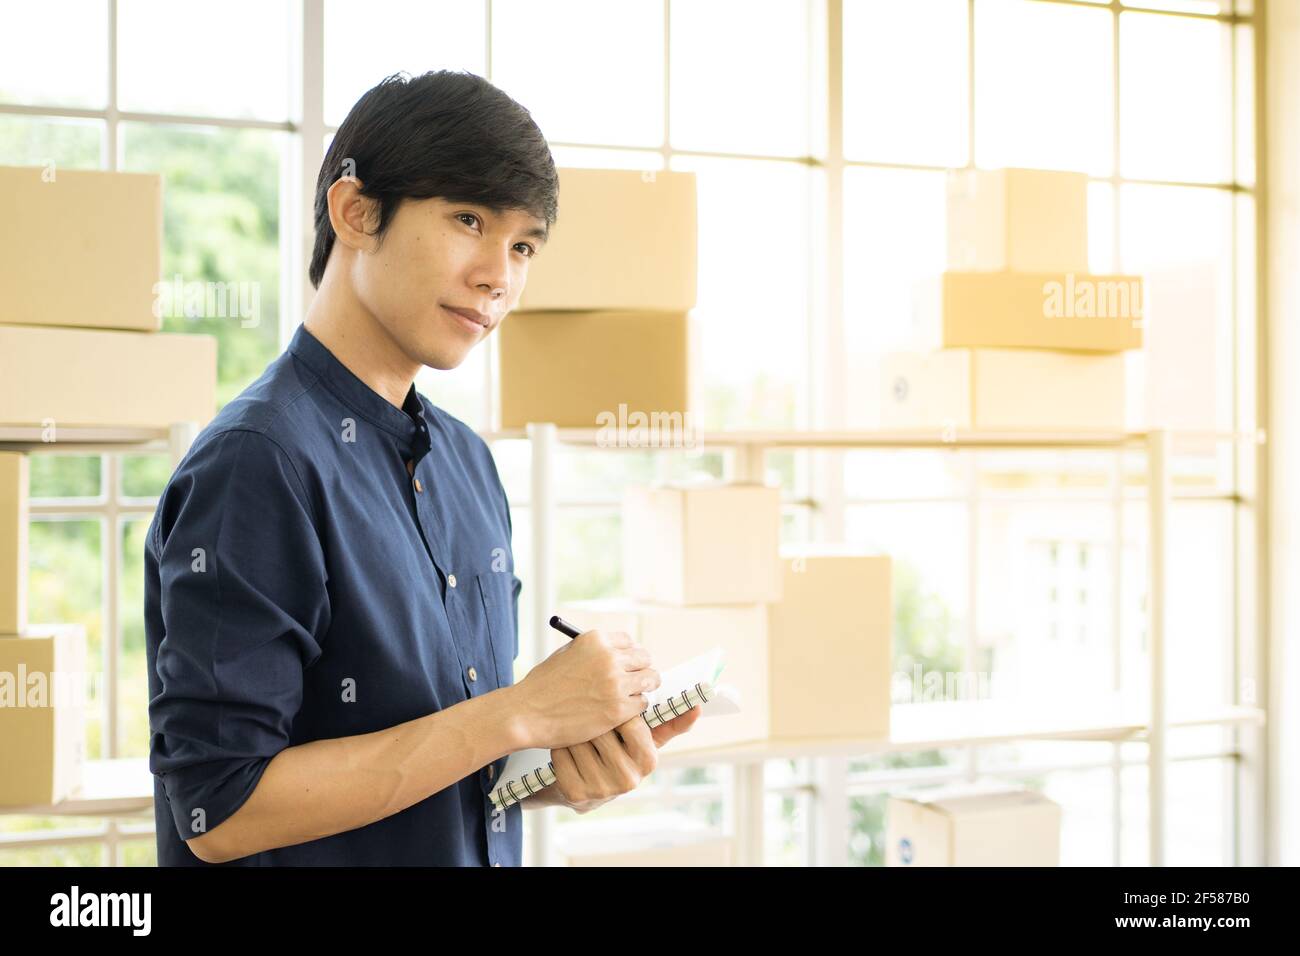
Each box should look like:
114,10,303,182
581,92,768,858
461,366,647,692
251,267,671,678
144,70,699,866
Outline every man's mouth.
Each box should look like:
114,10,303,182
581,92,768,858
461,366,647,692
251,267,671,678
442,305,490,331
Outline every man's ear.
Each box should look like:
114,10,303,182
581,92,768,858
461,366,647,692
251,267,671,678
327,176,381,253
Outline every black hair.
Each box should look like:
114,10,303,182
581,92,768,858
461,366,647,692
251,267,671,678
309,70,559,289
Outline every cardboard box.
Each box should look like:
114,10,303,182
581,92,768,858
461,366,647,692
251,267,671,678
497,310,691,430
768,548,891,740
553,599,770,753
622,482,781,606
880,348,1126,431
0,165,162,332
913,271,1144,352
0,624,88,806
946,167,1089,274
0,454,28,634
516,167,697,312
0,325,216,429
886,786,1062,866
556,813,733,866
559,554,893,750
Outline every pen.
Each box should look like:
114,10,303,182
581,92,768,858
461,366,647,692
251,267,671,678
549,614,582,639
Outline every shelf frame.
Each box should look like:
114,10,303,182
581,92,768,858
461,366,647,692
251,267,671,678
513,424,1266,867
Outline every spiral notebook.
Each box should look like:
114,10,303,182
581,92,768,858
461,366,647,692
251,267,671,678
489,648,742,811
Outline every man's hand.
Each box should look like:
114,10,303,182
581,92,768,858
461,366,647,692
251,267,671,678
510,629,660,751
540,705,703,814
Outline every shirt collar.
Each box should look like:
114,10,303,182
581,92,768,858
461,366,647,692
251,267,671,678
288,322,431,452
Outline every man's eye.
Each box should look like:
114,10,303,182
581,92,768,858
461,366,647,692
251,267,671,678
459,213,532,257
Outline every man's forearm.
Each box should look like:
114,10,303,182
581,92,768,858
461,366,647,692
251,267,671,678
190,685,529,863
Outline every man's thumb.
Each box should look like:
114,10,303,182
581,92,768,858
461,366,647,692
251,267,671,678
651,706,703,747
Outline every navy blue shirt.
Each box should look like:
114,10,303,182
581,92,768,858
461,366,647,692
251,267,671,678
144,323,523,866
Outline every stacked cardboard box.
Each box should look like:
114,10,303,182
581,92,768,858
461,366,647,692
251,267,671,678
0,453,27,636
0,623,88,806
0,166,217,806
557,484,892,755
886,785,1062,866
882,168,1143,431
497,167,697,429
0,165,216,430
1,460,87,805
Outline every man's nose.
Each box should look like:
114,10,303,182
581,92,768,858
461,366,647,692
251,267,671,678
473,246,512,300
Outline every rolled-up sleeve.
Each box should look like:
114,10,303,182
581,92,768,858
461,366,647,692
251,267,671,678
147,428,330,846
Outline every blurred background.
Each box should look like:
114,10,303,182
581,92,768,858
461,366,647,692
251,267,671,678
0,0,1295,867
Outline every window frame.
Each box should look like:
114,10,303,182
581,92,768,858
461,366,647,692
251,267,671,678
0,0,1262,868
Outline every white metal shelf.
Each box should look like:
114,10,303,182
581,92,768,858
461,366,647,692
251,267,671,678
1,758,154,818
0,697,1266,820
482,426,1256,450
656,699,1267,768
0,421,198,866
517,422,1266,867
1,423,1263,866
0,424,174,453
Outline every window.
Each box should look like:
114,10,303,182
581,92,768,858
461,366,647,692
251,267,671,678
0,0,1259,868
974,0,1114,175
0,0,107,109
835,0,1253,866
116,0,294,121
323,0,485,126
844,0,968,167
493,0,663,148
0,2,293,867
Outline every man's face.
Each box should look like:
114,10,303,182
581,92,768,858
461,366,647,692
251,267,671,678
350,195,547,371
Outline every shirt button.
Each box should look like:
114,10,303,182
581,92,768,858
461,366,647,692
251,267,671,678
467,666,478,682
448,574,457,588
414,478,423,493
406,459,415,476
